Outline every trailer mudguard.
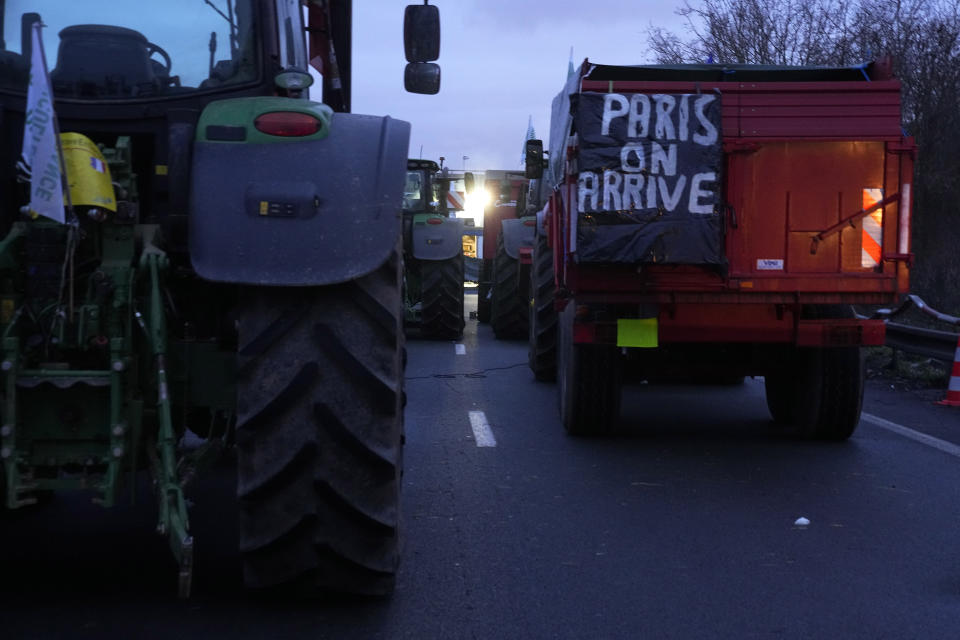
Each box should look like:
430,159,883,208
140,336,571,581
500,217,535,260
190,99,410,285
410,215,465,261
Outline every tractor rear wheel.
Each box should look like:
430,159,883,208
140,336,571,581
558,301,622,435
421,255,464,340
528,232,557,381
490,234,528,339
235,250,404,596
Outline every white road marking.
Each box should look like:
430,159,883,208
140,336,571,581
468,411,497,447
455,343,466,355
862,412,960,459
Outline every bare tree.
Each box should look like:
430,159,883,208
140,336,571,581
648,0,863,66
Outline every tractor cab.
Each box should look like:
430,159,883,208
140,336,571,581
404,158,452,216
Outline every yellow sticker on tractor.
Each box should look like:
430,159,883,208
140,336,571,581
617,318,658,348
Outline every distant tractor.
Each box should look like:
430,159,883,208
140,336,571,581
476,171,534,340
403,159,466,339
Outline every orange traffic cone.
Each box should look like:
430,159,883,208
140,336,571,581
937,334,960,407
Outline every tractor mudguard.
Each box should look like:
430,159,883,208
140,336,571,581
410,215,465,261
500,217,536,260
190,107,410,286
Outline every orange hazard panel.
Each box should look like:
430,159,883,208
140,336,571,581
728,141,885,277
861,188,884,267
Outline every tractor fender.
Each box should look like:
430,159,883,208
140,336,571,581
500,217,536,260
190,111,410,286
410,215,465,261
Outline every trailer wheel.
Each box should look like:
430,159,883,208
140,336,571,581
476,259,492,323
235,250,404,596
766,305,866,440
809,346,864,440
490,234,528,339
528,232,557,381
558,302,622,435
420,254,464,340
766,346,864,441
766,305,864,441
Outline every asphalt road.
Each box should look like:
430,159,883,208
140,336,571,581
3,290,960,639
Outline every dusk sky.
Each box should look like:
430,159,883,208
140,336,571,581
350,1,690,172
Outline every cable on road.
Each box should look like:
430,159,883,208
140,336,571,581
405,362,527,381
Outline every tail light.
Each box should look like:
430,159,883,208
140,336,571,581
254,112,322,137
426,217,444,225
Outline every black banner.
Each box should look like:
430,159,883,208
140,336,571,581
572,91,724,265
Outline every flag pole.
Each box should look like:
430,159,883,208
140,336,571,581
30,20,77,320
31,21,74,224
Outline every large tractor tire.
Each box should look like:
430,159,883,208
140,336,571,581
557,301,622,435
528,232,557,381
476,259,492,323
490,234,528,339
764,305,864,441
420,254,464,340
235,250,404,596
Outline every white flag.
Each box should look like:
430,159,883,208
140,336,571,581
20,22,63,223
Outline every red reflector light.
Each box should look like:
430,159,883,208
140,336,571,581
523,219,536,226
426,217,444,225
254,112,321,137
572,322,596,344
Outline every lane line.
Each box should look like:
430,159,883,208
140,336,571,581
455,343,466,355
861,412,960,459
468,410,497,447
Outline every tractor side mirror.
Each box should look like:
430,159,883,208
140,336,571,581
403,4,440,62
463,172,475,194
403,4,440,94
525,139,544,179
404,63,440,94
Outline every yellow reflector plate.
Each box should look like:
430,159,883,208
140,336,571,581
617,318,658,348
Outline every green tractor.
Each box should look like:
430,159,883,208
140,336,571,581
0,0,440,597
402,159,468,340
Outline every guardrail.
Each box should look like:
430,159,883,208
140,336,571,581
885,322,958,362
871,295,960,362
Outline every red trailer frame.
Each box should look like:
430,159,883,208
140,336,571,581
549,61,914,348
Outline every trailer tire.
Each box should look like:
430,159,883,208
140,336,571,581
235,250,404,596
490,234,528,339
420,254,464,340
476,259,492,323
558,302,622,435
790,346,864,440
528,232,557,381
765,305,864,441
